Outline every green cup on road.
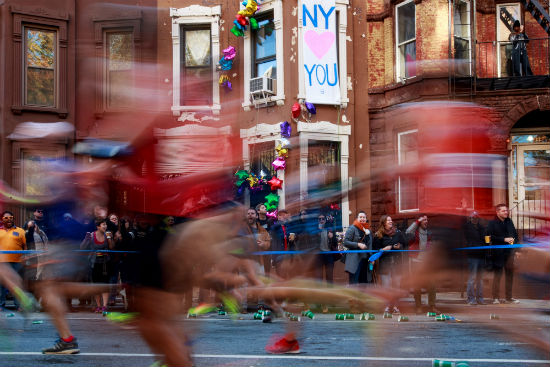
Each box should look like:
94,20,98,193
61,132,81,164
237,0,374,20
345,313,355,320
253,313,263,320
303,310,315,319
433,359,470,367
398,315,409,322
335,314,346,320
427,312,437,317
435,315,446,321
383,312,392,319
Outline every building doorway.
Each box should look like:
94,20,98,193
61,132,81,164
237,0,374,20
509,110,550,238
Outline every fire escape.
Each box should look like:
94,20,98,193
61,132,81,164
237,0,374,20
450,0,550,96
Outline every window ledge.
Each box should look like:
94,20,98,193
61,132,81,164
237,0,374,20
242,94,285,111
12,105,68,118
171,104,221,116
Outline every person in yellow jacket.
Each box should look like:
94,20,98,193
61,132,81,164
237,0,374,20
0,210,27,310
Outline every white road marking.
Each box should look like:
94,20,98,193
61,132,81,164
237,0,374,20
0,351,548,364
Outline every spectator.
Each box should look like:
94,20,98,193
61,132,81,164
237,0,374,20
315,214,338,284
0,210,27,311
373,215,406,314
255,203,272,230
463,211,486,305
24,215,48,281
107,213,121,305
406,215,437,313
270,209,295,278
80,218,114,312
239,208,271,311
62,213,86,242
343,211,372,285
487,204,520,304
509,20,532,76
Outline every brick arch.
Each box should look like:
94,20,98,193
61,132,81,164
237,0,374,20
500,96,542,133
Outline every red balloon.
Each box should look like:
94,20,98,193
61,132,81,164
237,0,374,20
236,14,249,26
291,102,301,118
267,176,283,191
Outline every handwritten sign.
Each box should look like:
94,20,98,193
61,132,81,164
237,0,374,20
302,0,340,104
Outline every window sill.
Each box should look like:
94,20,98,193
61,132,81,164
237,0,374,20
242,94,285,111
171,104,221,116
12,105,68,119
296,94,349,109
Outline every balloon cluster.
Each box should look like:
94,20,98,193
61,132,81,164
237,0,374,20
234,122,292,218
234,169,266,196
291,101,316,122
231,0,260,37
218,46,237,91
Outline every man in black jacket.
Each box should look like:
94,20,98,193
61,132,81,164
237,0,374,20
486,204,519,304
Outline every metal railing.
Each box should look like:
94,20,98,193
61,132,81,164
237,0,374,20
510,188,550,242
475,37,550,78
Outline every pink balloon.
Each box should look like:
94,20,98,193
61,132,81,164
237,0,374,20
271,157,286,170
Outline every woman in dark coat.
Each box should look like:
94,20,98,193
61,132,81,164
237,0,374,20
373,215,407,313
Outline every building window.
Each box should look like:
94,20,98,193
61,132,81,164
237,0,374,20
12,11,68,117
181,26,212,106
105,31,134,109
242,0,284,110
496,4,520,77
170,6,220,115
93,18,141,116
453,0,471,76
25,27,57,107
249,142,276,208
252,12,277,78
396,0,416,80
398,129,419,212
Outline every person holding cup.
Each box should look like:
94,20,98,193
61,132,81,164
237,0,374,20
486,204,519,304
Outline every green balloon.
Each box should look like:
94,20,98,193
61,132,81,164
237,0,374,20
230,25,244,37
250,18,259,30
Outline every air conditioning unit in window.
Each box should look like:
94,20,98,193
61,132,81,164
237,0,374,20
249,76,276,99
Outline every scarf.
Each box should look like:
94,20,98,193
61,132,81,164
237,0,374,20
383,226,396,237
353,220,370,232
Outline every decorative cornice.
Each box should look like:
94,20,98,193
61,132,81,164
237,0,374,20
240,123,282,139
297,121,351,135
10,5,69,20
170,5,221,18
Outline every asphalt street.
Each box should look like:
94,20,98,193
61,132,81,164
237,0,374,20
0,306,548,367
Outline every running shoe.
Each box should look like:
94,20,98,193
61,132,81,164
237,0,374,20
505,298,520,304
265,337,300,354
42,338,80,354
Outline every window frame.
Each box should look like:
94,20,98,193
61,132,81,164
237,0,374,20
23,25,58,108
395,0,417,82
296,0,349,108
397,129,419,213
180,24,213,106
252,11,277,78
496,3,521,78
93,19,141,118
453,0,472,76
242,0,284,110
170,6,221,116
11,11,68,117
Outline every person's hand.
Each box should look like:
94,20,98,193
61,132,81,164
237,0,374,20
393,243,402,249
106,231,113,240
358,243,367,250
289,233,296,241
520,25,524,32
504,237,514,244
27,221,35,229
383,245,392,251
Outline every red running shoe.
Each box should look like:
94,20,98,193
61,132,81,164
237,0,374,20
265,337,300,354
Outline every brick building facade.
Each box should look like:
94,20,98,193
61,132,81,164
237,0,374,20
367,0,550,226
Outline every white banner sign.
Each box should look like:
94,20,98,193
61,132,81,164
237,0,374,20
301,0,340,104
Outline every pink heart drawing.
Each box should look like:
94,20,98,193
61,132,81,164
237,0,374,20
305,30,335,60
